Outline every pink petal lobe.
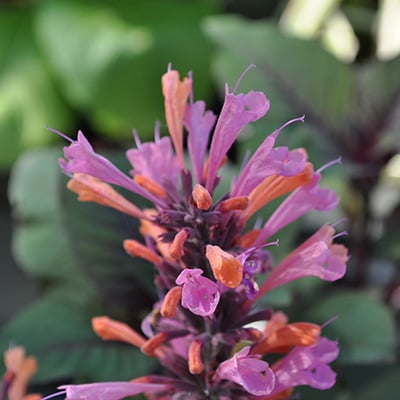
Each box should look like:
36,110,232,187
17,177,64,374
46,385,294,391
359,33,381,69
184,100,216,183
216,346,275,396
176,269,220,316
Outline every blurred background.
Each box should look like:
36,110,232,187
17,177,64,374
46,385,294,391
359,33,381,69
1,0,400,399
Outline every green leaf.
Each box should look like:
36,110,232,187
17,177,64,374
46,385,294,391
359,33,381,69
35,0,216,139
0,291,155,382
351,366,400,400
8,148,94,291
305,291,396,364
340,363,400,400
0,7,71,169
203,15,354,164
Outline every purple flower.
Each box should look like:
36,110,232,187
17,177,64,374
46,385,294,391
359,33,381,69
231,117,305,197
126,132,180,188
175,268,220,316
184,99,216,183
215,346,275,396
254,170,339,244
59,381,169,400
254,224,348,299
59,131,163,206
205,74,270,192
272,337,339,392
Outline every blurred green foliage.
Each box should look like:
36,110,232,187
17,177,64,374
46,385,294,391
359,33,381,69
0,0,216,169
1,0,400,399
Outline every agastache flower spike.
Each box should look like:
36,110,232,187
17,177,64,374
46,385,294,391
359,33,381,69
54,65,348,399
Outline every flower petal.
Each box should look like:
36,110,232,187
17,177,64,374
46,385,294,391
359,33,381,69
254,172,338,244
216,346,275,396
206,90,269,192
126,136,180,188
60,382,169,400
59,131,162,205
162,69,191,169
176,269,220,316
232,117,305,196
273,338,339,392
184,100,216,183
206,245,243,288
67,173,145,219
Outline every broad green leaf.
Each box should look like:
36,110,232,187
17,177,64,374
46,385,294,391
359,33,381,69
0,292,155,382
203,15,354,164
0,8,71,169
8,148,94,291
35,0,216,139
305,291,396,364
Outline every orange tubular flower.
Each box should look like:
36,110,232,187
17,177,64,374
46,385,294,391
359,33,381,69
139,211,174,263
192,184,212,210
240,163,314,223
206,245,243,288
188,339,204,375
217,196,249,212
67,173,146,219
123,239,162,265
2,346,41,400
169,229,189,260
162,69,192,170
160,286,183,318
249,312,320,357
134,174,167,198
92,316,146,348
141,333,168,357
252,322,321,355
